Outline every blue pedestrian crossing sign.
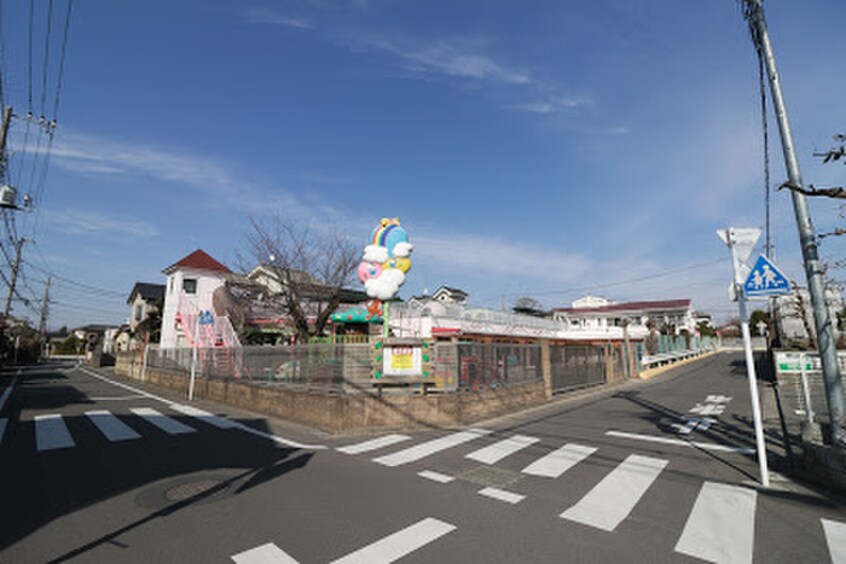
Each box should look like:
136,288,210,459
743,255,791,298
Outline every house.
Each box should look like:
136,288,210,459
551,297,697,336
774,285,843,345
159,249,240,349
127,282,165,333
126,282,165,348
242,264,369,341
432,286,469,305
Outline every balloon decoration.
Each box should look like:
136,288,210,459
358,218,412,335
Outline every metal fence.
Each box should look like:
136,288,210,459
143,340,635,396
549,345,608,393
772,350,846,439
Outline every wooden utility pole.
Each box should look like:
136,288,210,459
4,237,26,317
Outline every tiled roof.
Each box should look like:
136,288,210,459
553,299,691,314
163,249,231,274
127,282,165,304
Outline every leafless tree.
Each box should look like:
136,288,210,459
242,216,359,341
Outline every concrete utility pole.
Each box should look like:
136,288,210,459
0,107,12,172
744,0,845,443
3,238,26,317
38,276,51,336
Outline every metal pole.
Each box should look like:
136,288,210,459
727,229,770,487
188,316,199,401
745,0,845,443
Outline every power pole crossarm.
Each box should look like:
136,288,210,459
744,0,845,444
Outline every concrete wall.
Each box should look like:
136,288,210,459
115,351,548,433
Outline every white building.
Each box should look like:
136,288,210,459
551,297,697,337
159,249,240,349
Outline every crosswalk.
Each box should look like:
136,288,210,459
2,404,251,452
231,517,456,564
335,429,846,563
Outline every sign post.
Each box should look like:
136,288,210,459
718,228,774,487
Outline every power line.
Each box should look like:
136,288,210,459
492,258,726,301
22,259,126,297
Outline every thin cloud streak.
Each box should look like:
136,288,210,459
244,9,314,30
44,209,159,238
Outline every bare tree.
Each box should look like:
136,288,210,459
512,296,546,316
243,216,359,341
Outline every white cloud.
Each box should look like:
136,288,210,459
510,96,591,114
46,132,327,221
365,267,405,300
244,9,314,30
360,36,530,85
415,233,590,284
44,208,159,238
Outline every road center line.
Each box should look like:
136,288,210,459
605,430,756,454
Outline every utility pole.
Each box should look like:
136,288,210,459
0,106,12,173
4,237,26,317
744,1,845,444
38,275,51,336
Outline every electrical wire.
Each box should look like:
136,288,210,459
22,259,127,297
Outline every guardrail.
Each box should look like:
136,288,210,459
640,349,709,371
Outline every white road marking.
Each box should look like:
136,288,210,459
0,375,19,414
329,517,456,564
671,417,716,435
465,434,540,464
79,367,174,404
373,429,492,467
690,404,726,416
478,487,525,504
675,482,757,564
823,519,846,564
560,454,667,531
85,410,141,441
89,395,147,401
169,404,239,429
521,443,596,478
0,418,6,444
35,414,75,451
231,542,299,564
78,366,327,449
605,430,756,454
418,470,455,483
337,434,411,455
705,395,733,403
130,407,196,435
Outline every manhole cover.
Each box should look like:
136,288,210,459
458,466,521,488
165,480,224,502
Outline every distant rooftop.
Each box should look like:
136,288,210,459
127,282,165,304
163,249,231,275
553,299,692,314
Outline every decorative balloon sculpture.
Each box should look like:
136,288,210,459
358,218,412,334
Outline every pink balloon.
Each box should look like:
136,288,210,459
358,260,383,284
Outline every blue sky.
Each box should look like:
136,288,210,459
1,0,844,329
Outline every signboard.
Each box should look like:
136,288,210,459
717,227,761,264
383,345,422,376
199,310,215,325
743,255,791,298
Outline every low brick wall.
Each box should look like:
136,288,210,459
115,354,548,433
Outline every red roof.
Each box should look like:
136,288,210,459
553,299,691,315
163,249,231,274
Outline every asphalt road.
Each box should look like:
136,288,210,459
0,353,844,563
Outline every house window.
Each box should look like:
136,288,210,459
135,304,143,322
183,278,197,294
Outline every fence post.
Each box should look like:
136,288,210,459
141,344,150,382
541,340,552,398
